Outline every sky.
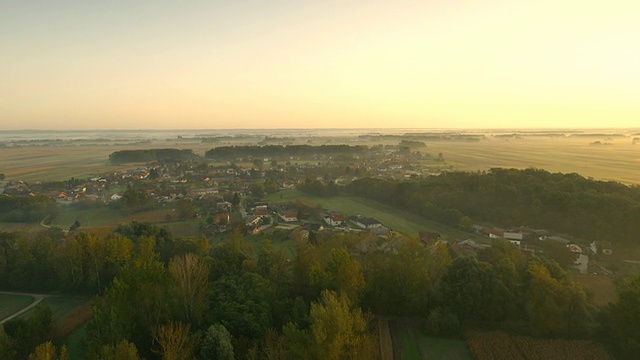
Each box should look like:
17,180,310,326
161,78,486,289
1,0,639,130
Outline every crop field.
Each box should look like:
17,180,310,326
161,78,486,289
0,144,148,182
0,293,34,321
467,330,612,360
433,136,640,185
389,319,472,360
267,189,486,241
573,275,618,306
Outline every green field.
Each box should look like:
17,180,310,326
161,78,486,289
267,189,484,242
18,295,91,321
50,207,125,228
390,319,472,360
65,322,89,360
0,293,34,321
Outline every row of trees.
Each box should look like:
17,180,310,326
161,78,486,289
348,168,640,243
205,145,368,160
0,195,57,223
2,222,640,359
108,149,196,164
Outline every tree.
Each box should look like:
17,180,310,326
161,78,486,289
526,262,563,337
608,276,640,359
251,183,265,198
0,325,16,360
154,322,194,360
100,340,142,360
169,253,210,326
175,200,195,221
27,342,67,360
309,290,377,360
200,324,234,360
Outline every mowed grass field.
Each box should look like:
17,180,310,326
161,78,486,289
267,189,484,241
18,295,91,321
0,293,34,321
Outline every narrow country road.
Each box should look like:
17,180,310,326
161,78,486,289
0,291,50,324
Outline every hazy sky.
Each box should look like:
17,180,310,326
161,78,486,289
1,0,639,130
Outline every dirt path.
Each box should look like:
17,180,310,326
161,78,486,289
0,290,50,324
40,215,51,228
378,317,394,360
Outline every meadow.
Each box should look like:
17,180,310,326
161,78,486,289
0,293,34,322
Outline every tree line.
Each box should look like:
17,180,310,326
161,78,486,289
0,195,57,223
205,145,368,160
348,168,640,244
109,149,196,164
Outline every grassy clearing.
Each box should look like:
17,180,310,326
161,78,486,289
0,294,34,321
50,207,125,228
64,321,89,360
0,222,44,234
390,319,472,360
267,189,484,242
18,295,91,321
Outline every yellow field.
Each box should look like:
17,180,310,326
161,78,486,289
433,136,640,185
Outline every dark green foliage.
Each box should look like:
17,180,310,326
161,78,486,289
0,195,57,223
205,144,368,159
606,277,640,359
199,324,234,360
349,168,640,244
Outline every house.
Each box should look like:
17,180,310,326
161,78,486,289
254,205,269,216
592,241,613,255
483,227,504,239
350,216,382,229
110,193,122,201
302,223,324,233
214,213,230,225
216,201,232,213
503,232,523,246
567,244,582,254
278,211,298,222
418,231,441,246
451,239,486,257
324,213,346,227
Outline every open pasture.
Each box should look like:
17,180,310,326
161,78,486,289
0,293,34,322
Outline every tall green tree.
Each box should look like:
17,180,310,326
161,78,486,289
200,324,234,360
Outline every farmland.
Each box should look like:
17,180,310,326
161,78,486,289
467,331,612,360
388,318,472,360
1,130,640,185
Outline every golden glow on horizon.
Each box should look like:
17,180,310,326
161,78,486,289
1,0,639,129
